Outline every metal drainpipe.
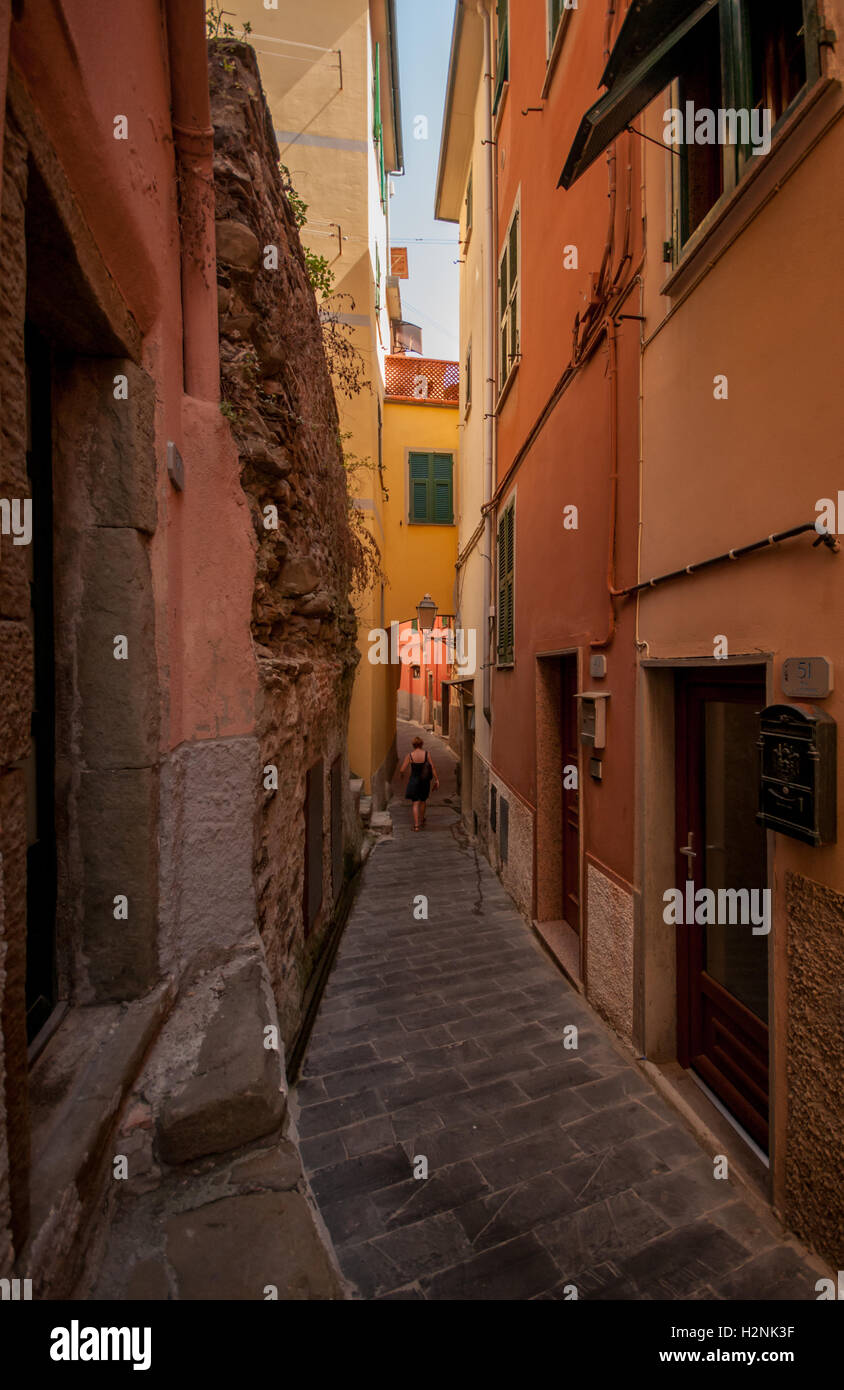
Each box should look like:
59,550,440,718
477,0,495,725
166,0,219,402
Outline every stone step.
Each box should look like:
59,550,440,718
349,777,363,815
369,810,392,834
359,795,373,825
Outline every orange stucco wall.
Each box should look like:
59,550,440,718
489,0,642,891
10,0,258,752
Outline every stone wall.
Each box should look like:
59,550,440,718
0,115,33,1257
209,40,360,1052
785,871,844,1269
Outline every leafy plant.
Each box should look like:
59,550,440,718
206,5,252,39
341,435,386,598
303,249,334,298
278,164,308,228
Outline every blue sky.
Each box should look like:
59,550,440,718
390,0,460,362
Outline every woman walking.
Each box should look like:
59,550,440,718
400,735,439,831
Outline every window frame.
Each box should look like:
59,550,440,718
407,449,455,526
496,497,516,668
668,0,821,258
464,339,472,417
464,166,473,244
493,0,509,115
543,0,577,95
497,198,521,398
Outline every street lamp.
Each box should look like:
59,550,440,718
416,593,437,633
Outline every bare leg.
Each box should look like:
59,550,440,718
412,800,421,830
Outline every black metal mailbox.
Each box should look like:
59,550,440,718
757,704,837,846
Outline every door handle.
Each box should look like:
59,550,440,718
679,831,696,880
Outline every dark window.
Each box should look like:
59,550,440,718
465,168,473,233
747,0,808,124
465,340,472,411
548,0,567,51
496,500,515,665
409,451,454,524
494,0,509,112
498,207,519,387
678,5,724,244
330,756,343,904
560,0,821,238
499,796,509,863
304,760,324,934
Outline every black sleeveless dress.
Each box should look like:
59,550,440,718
405,752,432,802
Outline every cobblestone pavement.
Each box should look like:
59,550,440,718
294,720,826,1301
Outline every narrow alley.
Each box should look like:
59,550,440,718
295,722,824,1301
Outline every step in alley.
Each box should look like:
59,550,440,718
293,722,827,1301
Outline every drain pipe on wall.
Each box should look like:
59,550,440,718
477,0,496,725
166,0,219,402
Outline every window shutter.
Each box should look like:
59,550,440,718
494,0,509,111
373,42,381,141
505,503,515,661
497,514,508,660
409,452,431,521
497,503,515,663
432,454,453,524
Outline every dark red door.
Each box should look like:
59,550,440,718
676,668,769,1151
561,655,581,933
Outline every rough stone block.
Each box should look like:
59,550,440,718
0,620,33,764
63,359,157,533
215,219,260,270
0,538,30,622
158,958,285,1165
166,1190,344,1299
79,767,158,1000
158,736,260,975
78,528,158,770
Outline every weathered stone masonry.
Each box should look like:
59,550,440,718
209,40,361,1053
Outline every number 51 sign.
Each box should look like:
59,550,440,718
782,657,833,698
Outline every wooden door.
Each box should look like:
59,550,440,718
561,655,581,933
676,669,769,1150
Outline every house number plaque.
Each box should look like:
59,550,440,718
782,657,833,699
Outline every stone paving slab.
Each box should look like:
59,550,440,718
294,719,828,1301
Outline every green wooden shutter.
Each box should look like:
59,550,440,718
432,454,453,524
374,42,386,208
409,452,431,521
497,514,507,661
494,0,509,112
505,502,515,661
497,503,515,663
